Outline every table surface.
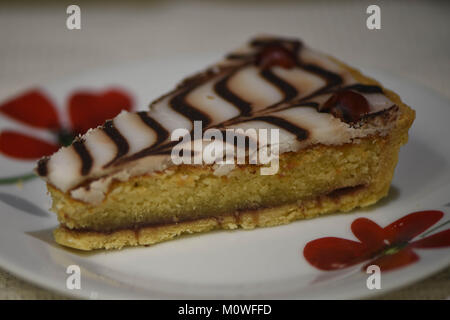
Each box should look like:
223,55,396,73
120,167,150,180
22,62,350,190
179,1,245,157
0,0,449,300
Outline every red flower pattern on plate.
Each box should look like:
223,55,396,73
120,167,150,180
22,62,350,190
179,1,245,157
303,210,450,272
0,88,133,160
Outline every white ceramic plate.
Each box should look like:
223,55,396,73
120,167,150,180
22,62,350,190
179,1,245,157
0,54,449,299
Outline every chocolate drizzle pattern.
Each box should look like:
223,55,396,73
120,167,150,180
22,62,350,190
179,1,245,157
242,116,309,141
297,64,344,101
259,69,298,105
214,72,252,116
37,157,49,176
35,36,398,195
103,120,129,167
343,84,384,94
72,139,92,176
137,111,169,146
170,87,211,127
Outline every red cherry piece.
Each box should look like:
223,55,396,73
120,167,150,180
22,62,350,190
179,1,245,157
0,89,60,129
0,130,59,159
322,90,370,123
256,45,296,69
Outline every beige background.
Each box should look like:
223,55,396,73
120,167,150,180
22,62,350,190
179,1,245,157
0,0,449,299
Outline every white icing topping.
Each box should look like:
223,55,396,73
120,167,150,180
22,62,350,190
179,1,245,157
186,80,240,125
228,66,283,109
84,128,117,172
272,67,326,98
46,145,83,192
114,111,156,155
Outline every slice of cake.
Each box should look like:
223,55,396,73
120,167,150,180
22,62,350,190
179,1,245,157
36,36,415,250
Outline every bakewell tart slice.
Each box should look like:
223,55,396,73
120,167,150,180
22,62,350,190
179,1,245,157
36,36,415,250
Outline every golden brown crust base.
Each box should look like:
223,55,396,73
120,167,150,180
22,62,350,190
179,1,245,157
54,183,383,251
